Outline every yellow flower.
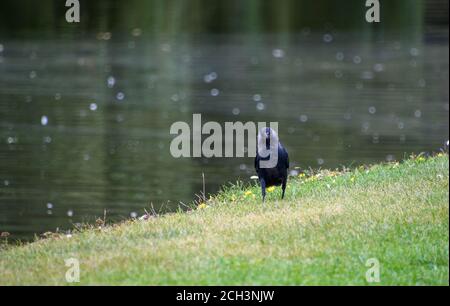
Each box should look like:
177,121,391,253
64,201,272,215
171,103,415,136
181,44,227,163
244,190,253,197
416,156,426,163
267,186,276,193
298,173,306,178
197,203,208,210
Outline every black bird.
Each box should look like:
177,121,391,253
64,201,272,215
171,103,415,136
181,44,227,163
254,127,289,201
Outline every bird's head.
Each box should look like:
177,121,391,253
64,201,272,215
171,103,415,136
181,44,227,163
258,127,279,151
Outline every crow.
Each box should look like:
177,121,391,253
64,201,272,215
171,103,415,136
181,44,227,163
254,127,289,201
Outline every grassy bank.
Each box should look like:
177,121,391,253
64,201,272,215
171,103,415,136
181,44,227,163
0,155,448,285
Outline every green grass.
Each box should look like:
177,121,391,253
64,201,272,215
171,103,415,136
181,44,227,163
0,154,448,285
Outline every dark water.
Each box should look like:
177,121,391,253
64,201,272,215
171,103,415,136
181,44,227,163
0,28,449,239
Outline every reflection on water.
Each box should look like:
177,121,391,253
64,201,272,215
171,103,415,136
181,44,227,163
0,29,448,240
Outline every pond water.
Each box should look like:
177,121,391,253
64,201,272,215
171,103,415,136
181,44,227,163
0,29,448,240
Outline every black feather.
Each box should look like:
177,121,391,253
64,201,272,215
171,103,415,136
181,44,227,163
254,130,289,201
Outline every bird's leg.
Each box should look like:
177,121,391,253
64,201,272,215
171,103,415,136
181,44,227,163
281,179,287,200
260,178,266,202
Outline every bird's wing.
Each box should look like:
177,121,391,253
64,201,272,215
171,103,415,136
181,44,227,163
285,149,289,168
279,145,289,168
